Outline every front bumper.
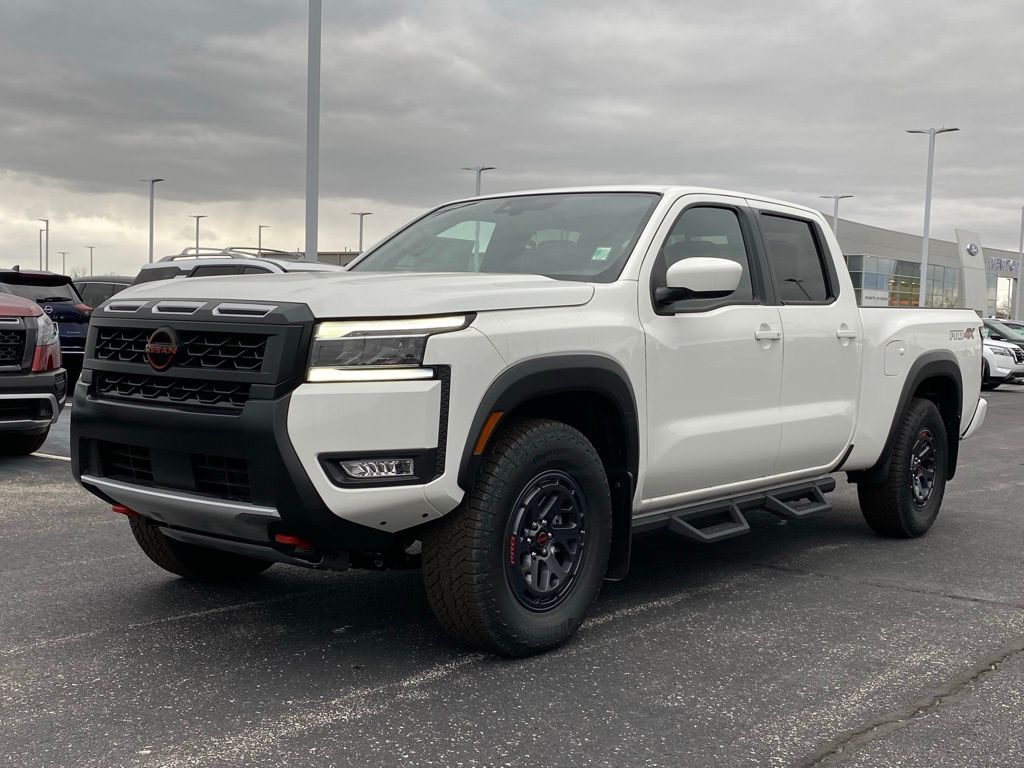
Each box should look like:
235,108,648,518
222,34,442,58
0,369,67,434
72,376,399,553
962,397,987,441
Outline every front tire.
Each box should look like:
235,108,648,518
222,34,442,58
422,418,612,656
129,516,274,581
857,397,948,538
981,362,1001,390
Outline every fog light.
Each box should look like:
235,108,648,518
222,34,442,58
339,458,415,479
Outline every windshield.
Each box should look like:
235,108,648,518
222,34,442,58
987,319,1024,342
0,281,79,303
352,193,661,283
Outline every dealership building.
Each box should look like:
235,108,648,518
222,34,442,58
832,216,1020,317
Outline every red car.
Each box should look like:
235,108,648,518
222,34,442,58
0,292,66,455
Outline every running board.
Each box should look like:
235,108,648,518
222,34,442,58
634,476,837,543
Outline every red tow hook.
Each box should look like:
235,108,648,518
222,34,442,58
274,533,313,551
111,504,139,518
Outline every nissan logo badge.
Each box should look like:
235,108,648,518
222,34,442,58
145,326,179,372
966,243,979,257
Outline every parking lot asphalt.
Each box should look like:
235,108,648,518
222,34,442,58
2,389,1023,768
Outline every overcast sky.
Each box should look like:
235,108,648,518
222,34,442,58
1,0,1021,275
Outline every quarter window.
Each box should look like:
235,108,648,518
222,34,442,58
652,206,757,312
759,214,833,303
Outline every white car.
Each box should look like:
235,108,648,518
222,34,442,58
72,186,986,655
982,338,1024,389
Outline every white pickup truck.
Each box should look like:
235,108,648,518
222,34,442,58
71,186,986,656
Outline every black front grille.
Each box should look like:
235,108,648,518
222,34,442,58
99,443,154,485
192,454,253,502
1013,347,1024,365
0,399,39,421
0,329,25,366
94,371,250,410
95,327,268,372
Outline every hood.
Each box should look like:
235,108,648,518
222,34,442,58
113,272,596,317
0,293,42,317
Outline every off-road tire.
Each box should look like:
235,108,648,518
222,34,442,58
0,430,48,456
981,362,1000,390
129,516,274,581
422,417,612,656
857,397,948,538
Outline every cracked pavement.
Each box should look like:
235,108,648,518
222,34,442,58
2,387,1023,767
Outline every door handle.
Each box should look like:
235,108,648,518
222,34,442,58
836,328,858,339
754,329,782,341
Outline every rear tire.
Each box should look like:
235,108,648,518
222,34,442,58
981,362,1000,390
857,397,947,538
0,430,48,456
129,516,273,581
422,418,612,656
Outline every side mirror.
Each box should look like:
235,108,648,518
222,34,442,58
656,257,743,306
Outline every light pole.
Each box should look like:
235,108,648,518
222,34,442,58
86,246,95,275
58,251,68,274
38,229,44,270
350,212,372,252
1015,206,1024,321
257,225,269,255
908,127,959,307
140,178,164,263
304,0,322,262
189,215,207,253
37,219,49,270
462,165,496,196
819,194,853,235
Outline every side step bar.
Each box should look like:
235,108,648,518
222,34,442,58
634,476,836,543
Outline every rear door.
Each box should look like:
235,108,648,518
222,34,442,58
638,194,785,503
749,201,863,474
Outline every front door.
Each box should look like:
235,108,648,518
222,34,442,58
638,195,785,505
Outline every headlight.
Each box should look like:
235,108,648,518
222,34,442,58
307,315,471,382
988,345,1013,357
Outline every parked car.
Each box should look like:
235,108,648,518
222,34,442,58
982,338,1024,389
71,186,986,656
132,248,344,285
981,318,1024,351
0,292,66,454
996,318,1024,334
0,268,92,362
74,276,133,309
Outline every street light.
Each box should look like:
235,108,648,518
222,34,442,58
58,251,68,274
139,179,164,263
1016,206,1024,321
350,212,372,252
907,127,959,307
257,225,269,255
304,0,322,262
38,229,44,270
86,246,95,275
37,219,49,270
819,194,853,235
462,165,496,196
189,215,207,253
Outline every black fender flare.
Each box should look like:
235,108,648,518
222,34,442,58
848,350,963,485
457,354,639,489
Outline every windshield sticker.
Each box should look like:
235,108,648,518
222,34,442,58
591,247,612,261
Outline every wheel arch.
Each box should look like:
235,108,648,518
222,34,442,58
457,354,639,580
848,351,963,485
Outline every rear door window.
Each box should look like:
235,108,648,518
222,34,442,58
190,265,243,278
758,214,833,304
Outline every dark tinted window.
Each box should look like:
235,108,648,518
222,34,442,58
241,266,272,274
652,206,756,312
133,267,183,284
0,280,78,303
78,282,121,307
190,265,242,277
759,214,832,303
353,193,660,283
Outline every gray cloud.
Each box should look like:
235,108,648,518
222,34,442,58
1,0,1022,273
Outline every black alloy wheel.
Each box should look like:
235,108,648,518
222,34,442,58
503,469,589,612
